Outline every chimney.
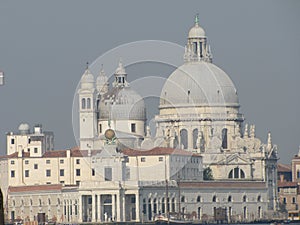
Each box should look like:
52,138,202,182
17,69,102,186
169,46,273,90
279,174,285,182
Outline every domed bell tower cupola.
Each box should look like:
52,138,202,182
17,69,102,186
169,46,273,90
96,65,109,95
113,60,129,87
184,14,212,63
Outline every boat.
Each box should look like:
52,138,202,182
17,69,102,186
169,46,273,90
154,214,191,224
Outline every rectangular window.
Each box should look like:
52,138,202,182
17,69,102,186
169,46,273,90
34,164,38,169
283,197,287,204
99,124,102,133
27,148,30,152
60,169,64,176
131,123,136,133
11,170,15,178
46,169,51,177
76,169,80,176
141,157,146,162
11,160,15,165
159,157,163,162
76,159,80,164
104,167,112,181
92,169,95,176
28,138,31,144
126,167,130,180
60,181,65,184
25,170,29,177
46,182,51,184
11,138,15,145
34,148,38,153
25,160,29,165
60,159,64,164
76,181,80,186
293,197,296,204
46,159,50,164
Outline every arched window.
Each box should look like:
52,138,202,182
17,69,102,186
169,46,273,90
30,199,33,206
193,129,198,149
197,196,201,202
181,196,185,202
228,196,232,202
81,98,86,109
87,98,91,109
153,198,157,214
243,195,247,202
171,198,175,212
258,206,262,218
228,167,245,179
243,207,247,219
257,195,262,202
162,197,165,214
222,128,228,149
39,199,42,206
212,195,217,202
48,198,51,205
180,129,188,149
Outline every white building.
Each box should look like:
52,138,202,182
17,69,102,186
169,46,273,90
0,15,279,223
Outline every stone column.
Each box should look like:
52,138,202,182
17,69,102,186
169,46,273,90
78,195,82,223
122,194,126,221
136,193,140,222
116,192,121,222
92,195,96,222
112,194,115,221
97,194,100,222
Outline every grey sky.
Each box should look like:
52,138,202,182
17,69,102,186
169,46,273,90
0,1,299,163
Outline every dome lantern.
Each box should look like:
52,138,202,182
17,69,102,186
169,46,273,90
113,59,128,88
80,62,95,89
184,15,212,63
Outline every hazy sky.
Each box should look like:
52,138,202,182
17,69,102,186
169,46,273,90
0,1,299,164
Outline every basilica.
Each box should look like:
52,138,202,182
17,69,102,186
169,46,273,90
0,16,279,223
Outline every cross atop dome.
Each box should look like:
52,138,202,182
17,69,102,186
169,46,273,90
195,13,199,26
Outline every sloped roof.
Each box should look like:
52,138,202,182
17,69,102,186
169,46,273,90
277,163,292,173
278,181,297,188
8,184,62,193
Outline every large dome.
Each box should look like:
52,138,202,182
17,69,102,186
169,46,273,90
160,61,239,108
99,86,146,120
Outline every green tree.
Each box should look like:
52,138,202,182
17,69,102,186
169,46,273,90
203,167,214,180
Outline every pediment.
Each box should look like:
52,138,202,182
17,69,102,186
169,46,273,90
215,153,250,165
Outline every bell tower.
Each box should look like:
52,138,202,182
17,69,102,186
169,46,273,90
78,63,97,150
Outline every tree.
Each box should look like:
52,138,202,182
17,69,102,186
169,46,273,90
203,167,214,180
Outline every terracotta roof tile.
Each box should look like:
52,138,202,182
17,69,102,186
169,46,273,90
122,147,201,157
278,181,297,188
8,184,62,193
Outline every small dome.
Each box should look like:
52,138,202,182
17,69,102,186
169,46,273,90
18,123,30,134
188,24,206,38
99,86,146,121
160,61,239,107
81,68,94,89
